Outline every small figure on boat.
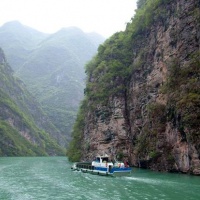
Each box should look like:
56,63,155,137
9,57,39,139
124,159,129,168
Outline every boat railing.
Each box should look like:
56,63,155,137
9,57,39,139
76,162,94,170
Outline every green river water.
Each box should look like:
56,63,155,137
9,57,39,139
0,157,199,200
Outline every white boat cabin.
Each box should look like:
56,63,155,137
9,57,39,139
92,154,113,168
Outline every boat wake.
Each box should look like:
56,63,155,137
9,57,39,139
125,176,161,185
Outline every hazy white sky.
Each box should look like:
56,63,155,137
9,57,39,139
0,0,137,37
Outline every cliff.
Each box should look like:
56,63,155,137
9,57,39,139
68,0,200,175
0,48,65,156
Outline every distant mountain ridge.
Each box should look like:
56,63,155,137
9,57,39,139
0,21,48,71
0,21,105,146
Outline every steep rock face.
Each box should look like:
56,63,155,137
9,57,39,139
83,97,130,161
79,0,200,174
127,0,200,174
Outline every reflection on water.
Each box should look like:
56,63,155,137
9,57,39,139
0,157,199,200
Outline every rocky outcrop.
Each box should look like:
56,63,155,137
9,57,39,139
83,97,131,161
76,0,200,175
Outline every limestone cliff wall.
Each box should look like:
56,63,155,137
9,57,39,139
82,0,200,174
127,0,200,174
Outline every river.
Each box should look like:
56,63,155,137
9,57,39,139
0,157,199,200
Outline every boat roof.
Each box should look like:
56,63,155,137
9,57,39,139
96,154,109,158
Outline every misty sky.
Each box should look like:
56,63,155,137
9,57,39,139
0,0,137,38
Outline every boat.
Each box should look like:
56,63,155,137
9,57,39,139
71,154,131,176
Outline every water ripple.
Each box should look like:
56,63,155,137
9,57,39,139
0,157,200,200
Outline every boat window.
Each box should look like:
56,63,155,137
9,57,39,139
102,157,109,162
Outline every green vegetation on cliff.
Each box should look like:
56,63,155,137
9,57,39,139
0,120,45,156
84,32,132,104
163,55,200,151
84,0,173,105
0,88,64,156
